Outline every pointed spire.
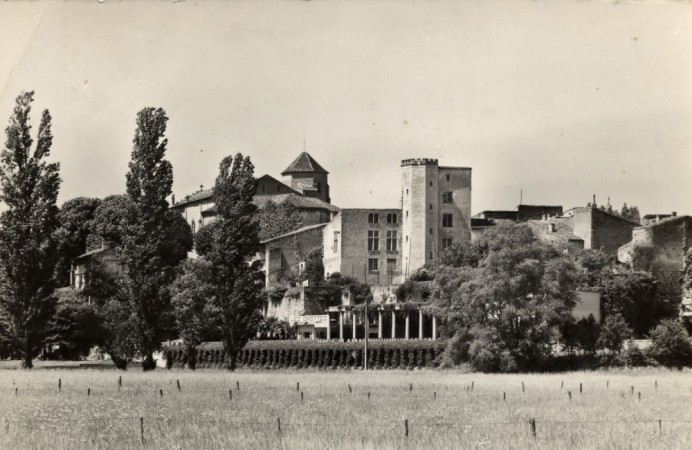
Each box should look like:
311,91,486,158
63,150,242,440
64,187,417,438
281,152,329,175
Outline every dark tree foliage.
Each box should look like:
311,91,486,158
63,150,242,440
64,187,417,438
303,247,325,287
0,92,61,369
47,289,102,360
258,199,303,241
196,153,264,370
89,195,139,249
193,222,215,255
620,203,641,224
596,313,632,354
119,107,192,371
648,320,692,369
433,224,579,372
54,197,101,287
574,249,676,338
171,258,216,369
559,315,601,355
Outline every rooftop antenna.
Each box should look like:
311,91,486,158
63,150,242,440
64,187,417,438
520,189,523,206
303,126,306,152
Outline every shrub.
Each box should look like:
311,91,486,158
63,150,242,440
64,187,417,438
648,320,692,369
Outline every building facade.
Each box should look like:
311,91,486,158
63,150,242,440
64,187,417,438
400,159,472,276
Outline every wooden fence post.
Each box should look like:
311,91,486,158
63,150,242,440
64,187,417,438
405,419,409,437
140,417,144,444
58,379,61,392
159,389,163,398
237,381,240,391
568,391,572,400
658,419,662,436
177,380,181,391
301,391,304,403
503,392,506,401
277,417,281,433
297,382,300,392
579,383,582,394
529,418,536,438
229,390,232,401
522,381,525,393
88,388,91,397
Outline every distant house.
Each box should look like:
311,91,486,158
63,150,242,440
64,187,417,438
471,205,563,240
70,246,121,292
552,207,639,256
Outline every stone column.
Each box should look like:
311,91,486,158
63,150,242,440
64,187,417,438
432,316,437,341
326,312,331,340
352,310,357,340
378,310,383,339
339,311,344,340
391,310,396,339
405,312,410,340
418,309,423,339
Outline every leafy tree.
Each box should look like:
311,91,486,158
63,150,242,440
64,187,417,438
620,203,641,224
257,317,297,340
434,224,579,372
89,195,139,249
648,320,692,369
54,197,101,286
47,289,101,360
258,199,303,241
303,247,324,287
597,313,632,353
195,153,264,370
119,107,192,370
171,258,215,369
0,91,61,369
560,315,600,355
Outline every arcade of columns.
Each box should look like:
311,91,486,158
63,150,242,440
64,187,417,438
326,307,437,341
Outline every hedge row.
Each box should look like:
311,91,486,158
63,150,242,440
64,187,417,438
164,340,445,370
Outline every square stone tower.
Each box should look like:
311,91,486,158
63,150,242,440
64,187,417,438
400,158,472,277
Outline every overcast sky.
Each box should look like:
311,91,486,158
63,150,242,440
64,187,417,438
0,1,690,216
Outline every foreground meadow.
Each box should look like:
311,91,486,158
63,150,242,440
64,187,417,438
1,368,691,449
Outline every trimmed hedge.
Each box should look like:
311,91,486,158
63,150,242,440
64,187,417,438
164,340,445,370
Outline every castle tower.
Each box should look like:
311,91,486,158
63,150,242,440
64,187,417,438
401,158,472,278
281,152,330,203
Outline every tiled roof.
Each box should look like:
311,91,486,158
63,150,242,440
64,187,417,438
255,193,340,212
260,223,327,244
281,152,329,175
201,192,340,217
171,189,213,209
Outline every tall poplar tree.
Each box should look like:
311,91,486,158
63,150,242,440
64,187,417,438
0,91,61,369
203,153,264,370
121,107,190,370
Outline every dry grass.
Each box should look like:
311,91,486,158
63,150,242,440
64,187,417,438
1,368,691,449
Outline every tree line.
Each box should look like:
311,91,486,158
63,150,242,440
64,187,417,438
0,92,266,370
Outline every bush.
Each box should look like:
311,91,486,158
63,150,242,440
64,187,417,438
163,339,446,370
648,320,692,369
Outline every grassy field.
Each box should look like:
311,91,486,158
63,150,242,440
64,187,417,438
1,368,691,449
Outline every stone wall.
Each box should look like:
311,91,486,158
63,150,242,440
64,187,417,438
261,224,326,289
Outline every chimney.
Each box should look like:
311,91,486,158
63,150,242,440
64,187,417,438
672,211,677,217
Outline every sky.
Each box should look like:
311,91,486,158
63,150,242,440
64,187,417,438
0,0,690,216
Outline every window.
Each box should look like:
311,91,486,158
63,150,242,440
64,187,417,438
368,213,379,224
442,192,453,203
429,251,433,260
368,258,379,272
405,235,408,242
191,220,196,234
368,230,379,251
262,184,266,193
387,213,398,224
429,204,433,210
442,213,453,227
332,231,340,253
406,210,409,217
317,182,322,193
429,181,433,187
386,230,398,251
429,228,433,235
446,174,450,182
406,189,409,195
442,238,453,250
387,259,397,273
